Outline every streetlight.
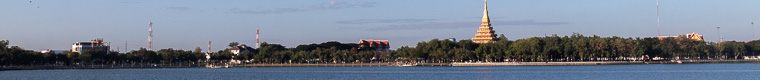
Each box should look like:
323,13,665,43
716,26,723,43
715,26,723,52
752,21,756,39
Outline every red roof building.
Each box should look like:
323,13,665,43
358,40,390,50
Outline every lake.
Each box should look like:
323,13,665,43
2,63,760,80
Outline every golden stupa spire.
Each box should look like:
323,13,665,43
482,0,490,23
472,0,497,44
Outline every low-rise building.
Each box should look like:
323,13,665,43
227,44,254,55
71,38,110,53
656,32,704,41
358,39,390,50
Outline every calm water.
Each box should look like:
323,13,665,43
3,64,760,80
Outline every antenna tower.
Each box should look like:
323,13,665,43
148,19,154,50
207,41,212,53
656,0,662,36
256,28,261,48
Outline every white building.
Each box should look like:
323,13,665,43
226,44,253,55
229,47,241,55
71,38,110,53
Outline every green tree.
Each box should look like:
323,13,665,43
228,42,240,47
194,47,206,61
127,48,160,63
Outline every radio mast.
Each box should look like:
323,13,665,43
147,19,154,50
256,28,261,48
207,41,212,53
656,0,662,36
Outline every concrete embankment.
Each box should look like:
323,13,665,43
452,60,760,66
1,64,200,71
648,59,760,64
236,63,393,67
5,60,760,70
236,60,760,67
415,63,452,66
452,61,643,66
236,61,644,67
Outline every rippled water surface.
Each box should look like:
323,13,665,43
3,64,760,80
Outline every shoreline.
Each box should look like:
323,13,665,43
0,64,200,71
239,59,760,67
3,59,760,70
455,59,760,66
236,63,392,67
451,61,641,66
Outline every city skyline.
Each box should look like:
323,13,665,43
2,0,760,50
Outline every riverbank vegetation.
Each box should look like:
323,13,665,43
400,34,760,62
2,33,760,66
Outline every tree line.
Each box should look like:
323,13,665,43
398,34,760,63
2,33,760,66
218,42,391,64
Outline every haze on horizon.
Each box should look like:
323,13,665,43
1,0,759,51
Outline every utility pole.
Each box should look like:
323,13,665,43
715,26,723,54
125,40,128,52
753,21,756,39
717,26,723,43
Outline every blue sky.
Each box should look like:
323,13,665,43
1,0,759,51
